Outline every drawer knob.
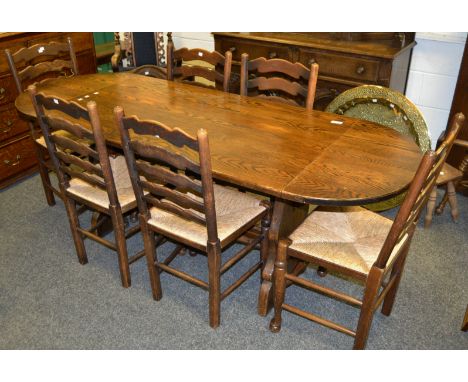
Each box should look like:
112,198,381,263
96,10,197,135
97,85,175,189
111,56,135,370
3,154,21,166
0,87,5,100
356,65,365,75
229,46,237,53
308,58,317,65
268,51,278,59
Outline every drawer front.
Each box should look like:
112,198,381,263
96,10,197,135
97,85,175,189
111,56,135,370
0,135,37,181
0,74,19,107
299,49,380,82
0,107,29,143
218,39,289,62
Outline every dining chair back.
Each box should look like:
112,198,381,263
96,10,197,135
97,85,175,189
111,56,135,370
115,107,271,328
117,112,219,244
269,112,464,349
166,33,232,92
240,53,319,110
28,85,143,288
5,37,79,207
131,64,167,79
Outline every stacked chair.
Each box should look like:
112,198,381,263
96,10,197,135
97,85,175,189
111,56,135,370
28,85,144,288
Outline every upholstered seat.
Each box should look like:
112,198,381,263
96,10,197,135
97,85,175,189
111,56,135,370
289,206,408,276
67,155,137,213
148,184,267,248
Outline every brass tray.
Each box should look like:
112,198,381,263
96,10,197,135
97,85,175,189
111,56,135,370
325,85,430,211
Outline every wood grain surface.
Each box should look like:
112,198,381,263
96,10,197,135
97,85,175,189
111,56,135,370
15,72,421,205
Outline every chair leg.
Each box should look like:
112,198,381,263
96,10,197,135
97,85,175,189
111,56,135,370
35,144,56,206
446,181,459,222
269,240,288,333
353,267,383,350
381,246,409,316
63,197,88,265
260,213,271,281
424,186,437,228
110,205,131,288
140,214,162,301
207,240,221,328
435,186,449,215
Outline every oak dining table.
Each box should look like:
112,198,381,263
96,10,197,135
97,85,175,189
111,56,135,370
15,72,422,315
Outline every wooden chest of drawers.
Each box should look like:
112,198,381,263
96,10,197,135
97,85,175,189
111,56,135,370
0,32,96,189
213,32,416,110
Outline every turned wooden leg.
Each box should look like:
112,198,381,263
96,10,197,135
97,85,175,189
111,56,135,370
140,214,162,301
36,144,56,206
424,187,437,228
354,267,383,350
269,239,289,333
435,187,449,215
110,205,131,288
462,305,468,332
258,199,308,316
447,181,459,222
208,240,221,328
260,213,271,281
64,197,88,265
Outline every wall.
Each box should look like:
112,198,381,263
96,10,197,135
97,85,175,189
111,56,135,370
168,32,467,147
405,33,466,147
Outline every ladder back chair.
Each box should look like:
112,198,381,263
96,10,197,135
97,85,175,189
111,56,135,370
115,107,271,328
166,33,232,92
269,112,464,349
28,85,145,288
240,53,319,110
5,37,80,207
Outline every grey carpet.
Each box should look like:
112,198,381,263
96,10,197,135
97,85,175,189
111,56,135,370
0,174,467,349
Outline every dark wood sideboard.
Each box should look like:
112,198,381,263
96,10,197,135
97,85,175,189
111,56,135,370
213,32,416,109
0,32,96,190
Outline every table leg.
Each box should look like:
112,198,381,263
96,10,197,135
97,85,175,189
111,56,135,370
257,199,309,316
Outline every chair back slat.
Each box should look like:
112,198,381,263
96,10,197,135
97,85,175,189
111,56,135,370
136,160,203,194
131,65,167,79
28,85,121,207
55,150,104,178
60,164,107,189
173,48,226,66
166,34,232,92
123,116,198,150
116,106,219,243
175,65,223,84
240,53,318,110
143,194,207,226
248,57,311,80
17,59,74,83
374,112,465,269
140,179,205,213
51,134,99,161
249,76,308,98
131,140,200,173
10,41,72,65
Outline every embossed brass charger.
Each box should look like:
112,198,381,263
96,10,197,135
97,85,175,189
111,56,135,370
325,85,431,211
